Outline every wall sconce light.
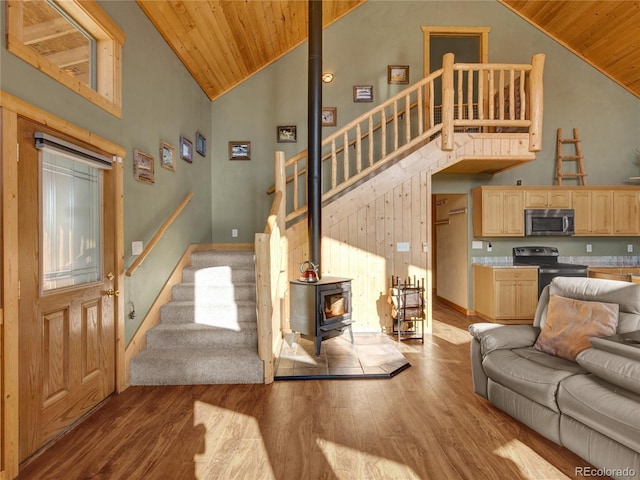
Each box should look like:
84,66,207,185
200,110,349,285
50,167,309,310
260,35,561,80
322,72,334,83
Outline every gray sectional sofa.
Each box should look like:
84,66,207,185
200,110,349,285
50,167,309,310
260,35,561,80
469,277,640,480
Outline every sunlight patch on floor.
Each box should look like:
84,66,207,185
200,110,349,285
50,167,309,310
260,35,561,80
193,266,241,330
315,438,421,479
193,401,276,479
432,321,471,345
493,439,571,479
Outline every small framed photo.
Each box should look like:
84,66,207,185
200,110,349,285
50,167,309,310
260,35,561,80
388,65,409,84
133,149,154,184
353,85,373,102
277,125,297,143
180,135,193,163
229,141,251,160
321,107,337,127
159,141,176,171
195,132,206,157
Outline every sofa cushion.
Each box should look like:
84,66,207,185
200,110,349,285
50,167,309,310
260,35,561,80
482,347,585,412
468,323,539,357
576,348,640,395
558,374,640,454
534,294,618,361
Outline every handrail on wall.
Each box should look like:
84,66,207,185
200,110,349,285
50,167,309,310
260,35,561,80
125,191,194,277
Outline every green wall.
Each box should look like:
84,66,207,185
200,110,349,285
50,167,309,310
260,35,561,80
209,0,640,309
0,1,213,343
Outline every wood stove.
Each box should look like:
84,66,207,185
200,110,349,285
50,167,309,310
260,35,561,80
290,277,353,356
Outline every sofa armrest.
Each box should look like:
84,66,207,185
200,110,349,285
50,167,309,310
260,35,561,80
468,323,540,357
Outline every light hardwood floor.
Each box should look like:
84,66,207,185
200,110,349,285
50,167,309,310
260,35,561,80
17,300,607,480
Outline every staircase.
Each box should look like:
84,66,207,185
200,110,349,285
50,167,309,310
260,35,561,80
129,250,264,385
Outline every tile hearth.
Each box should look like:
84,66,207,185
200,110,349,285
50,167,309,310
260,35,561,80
274,331,410,380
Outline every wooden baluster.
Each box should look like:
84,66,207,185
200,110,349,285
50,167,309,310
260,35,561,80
293,161,299,211
509,69,515,120
467,69,473,123
457,68,463,123
488,69,495,120
343,131,349,181
381,107,387,156
417,85,424,134
331,139,337,189
405,93,411,143
519,68,526,120
393,101,399,151
368,115,374,167
429,79,435,129
355,124,362,173
478,68,485,121
498,69,505,120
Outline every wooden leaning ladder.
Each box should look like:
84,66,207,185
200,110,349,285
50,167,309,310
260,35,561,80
556,128,587,185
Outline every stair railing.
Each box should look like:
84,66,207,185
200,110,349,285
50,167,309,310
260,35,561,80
125,191,194,276
254,152,287,383
275,53,544,221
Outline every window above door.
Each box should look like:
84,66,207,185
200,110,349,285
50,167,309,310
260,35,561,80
6,0,125,118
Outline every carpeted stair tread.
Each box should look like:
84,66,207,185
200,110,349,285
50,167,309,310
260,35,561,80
129,248,262,385
146,323,257,349
129,346,263,385
171,282,256,302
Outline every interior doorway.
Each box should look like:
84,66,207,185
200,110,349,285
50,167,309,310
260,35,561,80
433,193,469,313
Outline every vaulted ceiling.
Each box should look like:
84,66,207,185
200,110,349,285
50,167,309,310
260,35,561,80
135,0,640,101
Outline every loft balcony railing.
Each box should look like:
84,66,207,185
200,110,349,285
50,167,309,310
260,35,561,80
268,53,545,222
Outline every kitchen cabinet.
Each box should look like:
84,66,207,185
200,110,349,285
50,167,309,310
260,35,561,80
473,265,538,323
613,190,640,234
524,190,571,208
571,190,612,235
471,187,524,237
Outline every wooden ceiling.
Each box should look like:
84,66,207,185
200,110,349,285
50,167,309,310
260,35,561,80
135,1,640,101
501,0,640,99
136,0,366,101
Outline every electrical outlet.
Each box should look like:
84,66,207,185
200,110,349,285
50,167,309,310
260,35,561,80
628,244,634,253
586,244,593,253
422,242,428,253
232,229,238,238
487,242,492,252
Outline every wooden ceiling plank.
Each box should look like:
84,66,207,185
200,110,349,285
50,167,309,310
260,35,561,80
23,17,76,44
138,0,221,98
220,0,266,74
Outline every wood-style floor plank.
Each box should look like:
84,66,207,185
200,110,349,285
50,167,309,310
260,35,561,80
16,300,609,480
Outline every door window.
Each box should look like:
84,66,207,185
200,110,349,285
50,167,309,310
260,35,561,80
39,146,103,291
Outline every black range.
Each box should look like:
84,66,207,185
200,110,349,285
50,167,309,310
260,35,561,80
513,246,588,297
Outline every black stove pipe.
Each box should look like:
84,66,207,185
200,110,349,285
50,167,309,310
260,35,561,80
307,0,322,276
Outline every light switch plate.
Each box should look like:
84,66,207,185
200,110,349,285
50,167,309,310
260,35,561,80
472,240,483,250
132,241,143,255
397,242,410,252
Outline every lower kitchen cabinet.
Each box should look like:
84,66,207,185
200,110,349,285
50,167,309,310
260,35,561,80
473,265,538,323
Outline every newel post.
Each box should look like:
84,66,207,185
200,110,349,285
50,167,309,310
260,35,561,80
528,53,545,152
441,53,455,151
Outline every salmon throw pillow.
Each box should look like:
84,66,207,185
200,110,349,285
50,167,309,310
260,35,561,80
533,294,619,361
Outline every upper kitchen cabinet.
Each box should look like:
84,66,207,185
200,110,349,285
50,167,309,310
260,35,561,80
613,190,640,235
472,187,524,237
571,190,613,235
524,190,571,208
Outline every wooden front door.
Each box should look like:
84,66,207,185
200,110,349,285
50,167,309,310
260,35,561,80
17,117,116,462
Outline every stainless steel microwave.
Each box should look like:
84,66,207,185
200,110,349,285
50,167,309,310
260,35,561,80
524,209,575,236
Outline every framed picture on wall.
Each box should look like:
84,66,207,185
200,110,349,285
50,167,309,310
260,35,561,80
195,132,206,157
353,85,373,102
277,125,297,143
388,65,409,84
133,149,154,184
160,141,176,171
229,141,251,160
180,135,193,163
321,107,337,127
